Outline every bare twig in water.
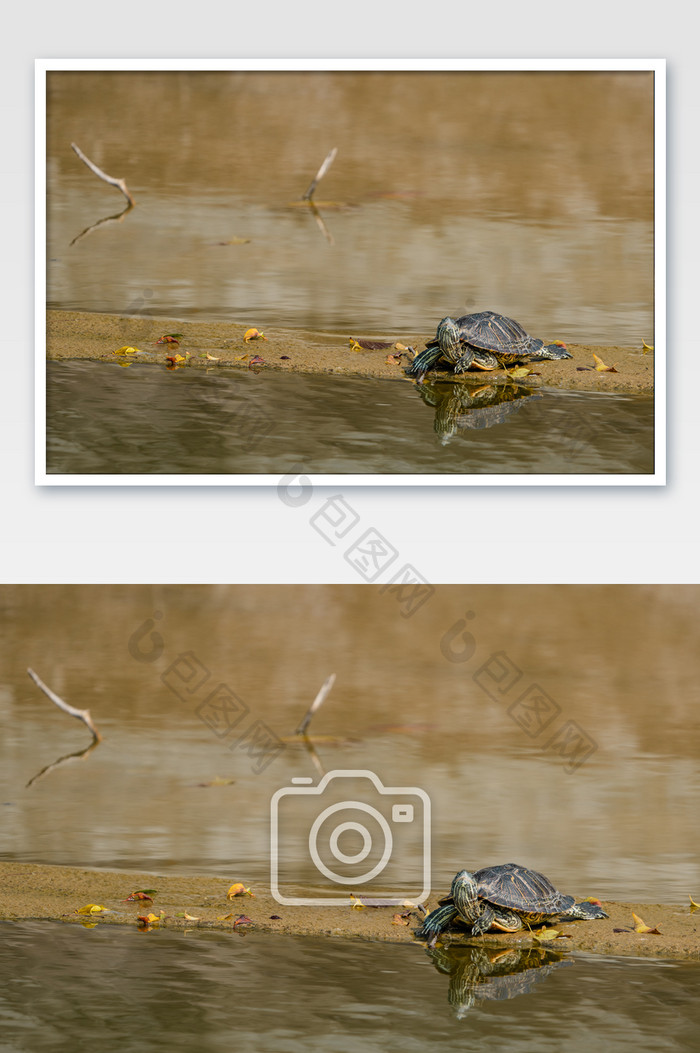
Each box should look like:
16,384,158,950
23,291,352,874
71,142,135,206
27,667,102,742
302,147,338,202
26,740,102,789
295,673,336,736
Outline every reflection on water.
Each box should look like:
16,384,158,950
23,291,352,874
47,70,654,344
415,380,542,443
1,585,699,903
1,923,699,1051
427,944,572,1017
45,361,654,475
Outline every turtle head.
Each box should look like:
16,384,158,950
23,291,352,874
451,869,480,924
436,317,460,359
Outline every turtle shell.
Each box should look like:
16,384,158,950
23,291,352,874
439,862,574,917
449,312,544,356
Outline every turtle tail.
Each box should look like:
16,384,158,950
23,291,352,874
405,343,446,379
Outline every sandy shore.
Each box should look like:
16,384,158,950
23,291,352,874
1,862,695,960
46,310,654,396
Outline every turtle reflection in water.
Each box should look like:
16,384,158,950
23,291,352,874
418,863,608,946
406,310,571,380
416,380,542,443
428,944,573,1018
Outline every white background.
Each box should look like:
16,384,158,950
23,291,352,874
3,2,697,584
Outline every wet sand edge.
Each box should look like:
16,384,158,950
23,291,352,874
46,310,655,396
1,861,695,961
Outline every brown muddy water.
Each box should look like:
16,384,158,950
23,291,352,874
1,585,699,1048
46,71,654,344
45,71,656,476
45,360,654,475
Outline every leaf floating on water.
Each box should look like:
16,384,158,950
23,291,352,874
632,912,662,934
227,882,255,899
114,346,140,355
592,353,619,373
244,328,267,342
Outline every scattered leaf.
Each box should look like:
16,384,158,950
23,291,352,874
114,346,140,355
690,893,700,911
270,914,282,920
234,354,249,361
198,776,236,787
227,883,255,899
244,328,267,342
642,339,654,352
581,897,603,906
76,903,109,915
174,912,201,921
156,334,182,346
248,355,265,368
532,927,561,942
233,914,254,928
386,353,402,365
350,894,365,910
632,912,662,934
205,352,220,361
280,355,290,360
391,912,411,925
394,342,409,351
137,913,160,929
349,338,394,351
125,891,153,902
217,913,234,921
507,365,533,378
592,353,619,373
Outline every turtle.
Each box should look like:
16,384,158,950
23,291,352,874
405,311,572,379
417,863,608,946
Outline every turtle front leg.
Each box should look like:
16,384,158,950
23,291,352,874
452,344,475,374
470,904,496,936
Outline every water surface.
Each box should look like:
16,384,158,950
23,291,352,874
45,361,654,475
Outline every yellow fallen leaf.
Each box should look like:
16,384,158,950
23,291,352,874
227,882,255,899
114,346,140,355
76,903,108,915
508,366,533,378
394,342,409,351
642,340,654,352
632,912,662,934
350,894,365,910
392,913,411,925
244,328,267,342
234,354,249,361
689,893,700,910
205,353,220,361
532,927,561,941
592,353,619,373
